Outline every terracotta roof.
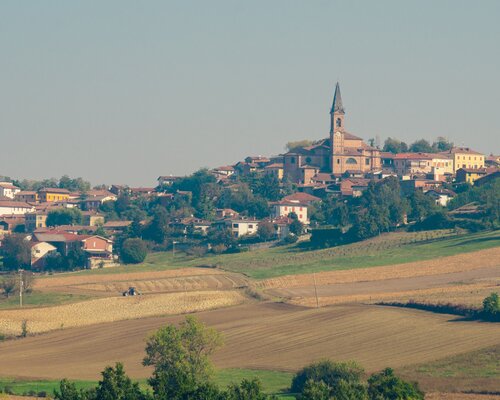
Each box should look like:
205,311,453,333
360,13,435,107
393,152,434,160
446,147,483,155
457,167,488,174
214,165,235,171
0,200,33,208
0,182,19,189
103,220,132,228
16,191,37,195
283,192,321,204
39,188,70,194
264,163,284,169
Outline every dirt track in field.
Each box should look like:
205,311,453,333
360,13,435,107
0,302,499,381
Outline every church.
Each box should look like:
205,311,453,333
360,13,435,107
283,83,381,183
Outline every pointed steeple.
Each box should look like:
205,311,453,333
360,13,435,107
330,82,345,114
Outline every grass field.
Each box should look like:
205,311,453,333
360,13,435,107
398,344,500,393
0,368,294,398
0,292,90,310
53,229,499,280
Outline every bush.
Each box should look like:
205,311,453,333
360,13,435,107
310,228,343,248
280,234,298,245
411,211,454,231
368,368,424,400
120,238,148,264
483,293,500,320
291,360,367,399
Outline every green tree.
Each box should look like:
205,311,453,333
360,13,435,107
409,139,433,153
226,378,270,400
482,293,499,318
291,360,367,400
1,234,31,270
120,238,148,264
289,219,304,236
407,190,437,222
383,138,408,154
431,137,453,152
298,379,330,400
257,221,276,241
95,363,148,400
143,316,224,399
54,379,89,400
46,208,83,227
367,368,424,400
59,175,91,192
144,207,170,244
286,140,314,152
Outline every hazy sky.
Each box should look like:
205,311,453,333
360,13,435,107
1,1,499,186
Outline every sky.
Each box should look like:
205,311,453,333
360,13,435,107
1,0,499,186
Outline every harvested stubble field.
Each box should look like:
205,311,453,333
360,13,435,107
426,395,500,400
259,247,500,307
0,290,246,335
0,303,499,382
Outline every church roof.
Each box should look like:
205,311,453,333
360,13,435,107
330,82,345,114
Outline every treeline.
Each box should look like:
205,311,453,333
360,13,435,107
50,316,424,400
378,292,500,322
382,136,453,154
8,175,93,193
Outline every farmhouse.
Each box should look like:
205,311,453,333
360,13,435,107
271,200,309,224
38,188,70,202
0,200,35,216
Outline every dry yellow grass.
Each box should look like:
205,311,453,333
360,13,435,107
0,290,246,335
259,247,500,289
34,267,224,289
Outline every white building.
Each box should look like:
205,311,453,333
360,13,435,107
271,201,309,224
0,200,35,216
221,219,259,238
0,182,21,199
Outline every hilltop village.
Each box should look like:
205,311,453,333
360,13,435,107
0,83,498,270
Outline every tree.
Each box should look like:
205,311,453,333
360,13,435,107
46,208,83,227
143,207,170,244
95,363,148,400
0,275,17,298
143,316,224,399
286,140,314,152
368,368,424,400
298,379,330,400
58,175,91,193
407,190,437,222
383,138,408,154
54,379,88,400
1,234,31,270
120,238,148,264
409,139,432,153
257,221,275,241
289,219,304,236
431,137,453,152
482,292,499,318
226,378,269,400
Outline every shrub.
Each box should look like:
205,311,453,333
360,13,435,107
281,234,298,245
368,367,424,400
482,292,500,320
120,238,148,264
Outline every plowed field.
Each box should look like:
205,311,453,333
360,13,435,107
0,303,499,381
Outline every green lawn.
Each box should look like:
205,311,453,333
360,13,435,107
0,291,91,310
0,368,294,397
36,229,500,280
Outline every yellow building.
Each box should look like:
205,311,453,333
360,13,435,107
441,147,485,172
38,188,70,202
456,168,488,185
264,163,284,180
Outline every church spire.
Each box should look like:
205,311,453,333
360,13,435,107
330,82,345,114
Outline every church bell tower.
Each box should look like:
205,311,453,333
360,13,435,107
330,82,345,174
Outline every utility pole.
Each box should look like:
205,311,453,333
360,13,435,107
313,272,319,309
19,269,24,308
172,241,178,258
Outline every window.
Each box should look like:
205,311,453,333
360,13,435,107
291,157,296,164
305,157,312,163
365,158,370,166
337,159,340,164
346,158,357,164
233,223,239,228
299,214,303,219
300,207,303,211
336,118,342,127
248,224,253,229
284,206,288,211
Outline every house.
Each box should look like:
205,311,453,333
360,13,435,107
440,147,485,172
30,241,57,270
212,165,235,177
400,179,442,194
244,156,271,168
82,211,105,226
456,168,489,185
215,218,260,238
170,217,211,236
80,235,114,268
425,189,456,206
38,188,70,202
25,211,48,232
393,153,434,176
0,182,21,199
103,220,132,233
15,191,38,203
0,215,25,233
474,169,500,186
264,163,284,180
32,231,84,256
157,176,182,187
485,154,500,168
81,190,117,210
215,208,240,219
0,200,35,216
129,187,156,197
270,200,309,224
